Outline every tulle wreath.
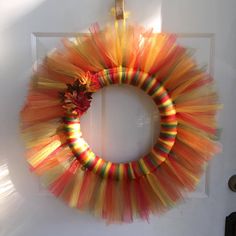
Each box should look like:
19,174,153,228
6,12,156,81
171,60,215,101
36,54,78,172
21,23,221,223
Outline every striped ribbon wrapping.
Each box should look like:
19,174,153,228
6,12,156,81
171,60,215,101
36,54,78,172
64,67,178,180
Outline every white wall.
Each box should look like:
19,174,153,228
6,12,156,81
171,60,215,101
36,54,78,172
0,0,235,236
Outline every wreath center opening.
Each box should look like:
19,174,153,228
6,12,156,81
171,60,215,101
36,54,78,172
80,84,160,163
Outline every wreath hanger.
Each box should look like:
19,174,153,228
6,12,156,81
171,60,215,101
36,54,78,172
115,0,125,20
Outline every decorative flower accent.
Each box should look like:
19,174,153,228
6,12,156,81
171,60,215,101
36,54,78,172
62,80,93,116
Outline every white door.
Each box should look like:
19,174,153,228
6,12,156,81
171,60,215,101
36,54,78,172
0,0,235,236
